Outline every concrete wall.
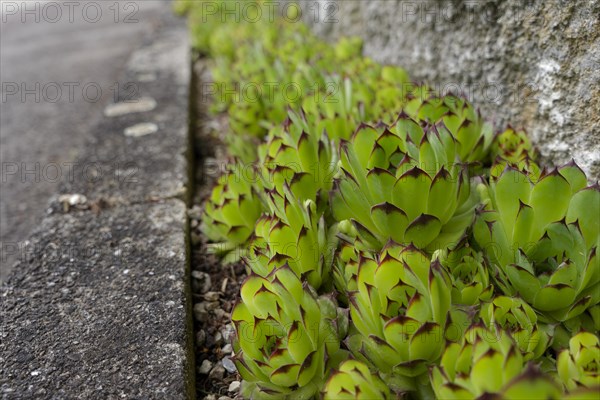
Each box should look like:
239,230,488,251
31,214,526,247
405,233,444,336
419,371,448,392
296,0,600,178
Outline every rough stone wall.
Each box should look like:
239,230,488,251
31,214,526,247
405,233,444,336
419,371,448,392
296,0,600,178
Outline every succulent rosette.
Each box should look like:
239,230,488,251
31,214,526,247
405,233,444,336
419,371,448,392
434,238,493,305
247,189,337,290
557,332,600,391
232,266,348,399
331,120,478,252
405,94,495,163
300,76,371,142
489,126,540,181
474,164,600,321
490,153,542,182
323,359,391,400
345,244,451,378
201,164,265,260
258,110,337,210
430,325,562,399
480,296,551,360
491,126,537,164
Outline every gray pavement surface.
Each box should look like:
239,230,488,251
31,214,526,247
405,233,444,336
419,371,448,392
1,3,196,398
0,0,172,280
1,200,193,399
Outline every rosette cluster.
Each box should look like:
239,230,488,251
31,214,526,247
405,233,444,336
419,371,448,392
178,1,600,398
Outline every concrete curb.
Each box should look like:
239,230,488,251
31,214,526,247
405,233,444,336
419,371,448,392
1,11,195,400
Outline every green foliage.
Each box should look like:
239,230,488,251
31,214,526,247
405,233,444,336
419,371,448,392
323,360,391,400
183,1,600,398
331,120,478,252
258,110,337,210
231,266,347,399
557,332,600,391
479,296,551,360
491,126,536,163
200,164,264,260
430,325,563,399
248,190,337,290
345,244,451,378
434,238,493,305
474,165,599,321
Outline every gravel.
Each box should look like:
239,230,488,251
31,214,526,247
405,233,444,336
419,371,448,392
222,357,236,374
228,381,241,393
198,360,213,375
208,364,225,381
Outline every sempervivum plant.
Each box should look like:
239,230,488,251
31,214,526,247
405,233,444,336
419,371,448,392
491,126,536,164
474,165,600,321
258,110,337,210
248,189,337,290
232,266,348,399
434,237,493,306
300,76,366,143
201,164,264,260
331,120,478,252
345,244,451,379
490,153,542,182
430,325,562,399
323,360,391,400
480,296,551,360
489,127,540,181
300,65,413,140
404,94,495,163
557,332,600,391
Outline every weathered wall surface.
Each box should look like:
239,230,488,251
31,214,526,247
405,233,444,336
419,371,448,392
297,0,600,178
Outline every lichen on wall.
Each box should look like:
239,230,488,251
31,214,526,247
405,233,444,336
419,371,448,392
294,0,600,179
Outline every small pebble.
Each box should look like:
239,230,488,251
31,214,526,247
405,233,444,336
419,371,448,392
198,359,213,374
228,381,241,392
204,291,220,301
218,397,233,400
58,193,87,206
124,122,158,137
213,308,228,320
222,357,237,374
196,329,206,346
188,206,203,220
209,364,225,380
213,331,223,346
192,271,212,294
221,344,232,354
203,395,217,400
205,301,220,311
104,97,157,117
193,303,209,322
221,324,235,342
220,278,228,292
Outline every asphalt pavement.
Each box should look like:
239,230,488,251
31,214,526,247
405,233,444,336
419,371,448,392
0,0,173,280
